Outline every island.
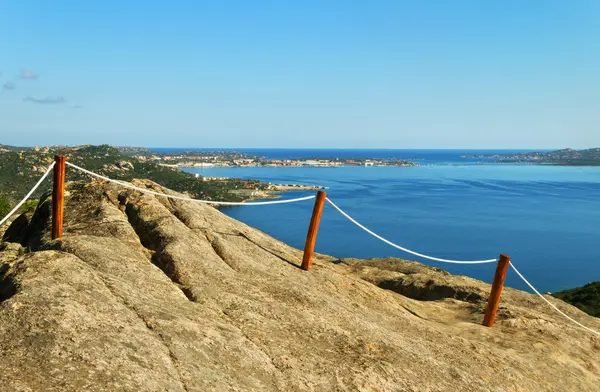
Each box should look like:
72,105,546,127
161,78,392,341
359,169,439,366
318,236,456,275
463,148,600,166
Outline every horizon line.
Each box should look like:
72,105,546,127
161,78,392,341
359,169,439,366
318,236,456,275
2,143,597,151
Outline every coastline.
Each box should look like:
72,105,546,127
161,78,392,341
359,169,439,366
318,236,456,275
164,162,419,169
228,183,325,202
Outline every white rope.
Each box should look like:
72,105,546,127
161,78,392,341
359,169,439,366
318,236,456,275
66,162,316,206
509,262,600,336
0,162,56,226
325,197,498,264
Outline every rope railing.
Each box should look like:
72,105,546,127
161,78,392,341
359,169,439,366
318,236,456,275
325,196,599,336
0,162,56,226
325,197,498,264
2,155,599,336
65,162,316,206
509,262,600,336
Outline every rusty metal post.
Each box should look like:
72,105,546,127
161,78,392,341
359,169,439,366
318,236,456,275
301,191,326,270
483,254,511,327
51,155,66,239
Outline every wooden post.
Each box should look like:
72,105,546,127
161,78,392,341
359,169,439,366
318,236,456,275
483,254,511,327
301,191,326,270
52,155,66,239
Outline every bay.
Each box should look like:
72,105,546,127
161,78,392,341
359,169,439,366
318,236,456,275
179,149,600,293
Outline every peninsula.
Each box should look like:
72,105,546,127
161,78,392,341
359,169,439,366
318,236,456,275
0,144,322,223
463,148,600,166
114,147,419,168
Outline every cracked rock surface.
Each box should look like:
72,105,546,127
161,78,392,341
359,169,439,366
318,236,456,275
1,180,599,391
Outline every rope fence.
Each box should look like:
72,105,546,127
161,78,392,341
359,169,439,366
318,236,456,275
1,155,598,336
0,162,55,226
325,197,498,264
326,196,599,336
509,262,599,336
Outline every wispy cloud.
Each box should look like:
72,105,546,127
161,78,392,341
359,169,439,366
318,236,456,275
72,105,83,109
19,68,38,80
3,82,16,90
23,96,66,104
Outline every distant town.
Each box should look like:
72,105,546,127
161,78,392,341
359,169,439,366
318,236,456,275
116,148,419,168
0,145,327,207
121,147,600,168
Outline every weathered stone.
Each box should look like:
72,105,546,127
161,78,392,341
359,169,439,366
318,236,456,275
1,179,598,391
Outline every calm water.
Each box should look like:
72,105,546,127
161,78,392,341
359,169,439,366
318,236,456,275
179,149,600,293
155,148,539,165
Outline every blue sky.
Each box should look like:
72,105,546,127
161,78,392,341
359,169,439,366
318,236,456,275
1,0,599,148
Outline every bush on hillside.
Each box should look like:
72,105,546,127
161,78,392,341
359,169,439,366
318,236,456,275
554,282,600,318
20,200,38,213
0,194,13,221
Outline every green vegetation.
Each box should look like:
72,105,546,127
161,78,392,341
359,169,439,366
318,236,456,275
0,144,271,222
554,282,600,318
0,193,37,224
61,145,267,201
0,194,13,218
20,200,39,213
0,144,28,152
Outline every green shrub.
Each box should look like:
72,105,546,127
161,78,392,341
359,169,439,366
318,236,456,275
554,282,600,318
0,194,13,220
19,199,38,213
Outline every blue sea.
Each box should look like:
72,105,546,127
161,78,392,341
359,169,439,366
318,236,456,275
168,149,600,294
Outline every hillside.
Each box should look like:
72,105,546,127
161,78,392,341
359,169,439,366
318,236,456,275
467,148,600,166
0,179,598,391
554,282,600,317
0,144,272,216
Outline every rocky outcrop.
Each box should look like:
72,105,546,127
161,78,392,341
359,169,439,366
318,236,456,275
0,179,599,391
